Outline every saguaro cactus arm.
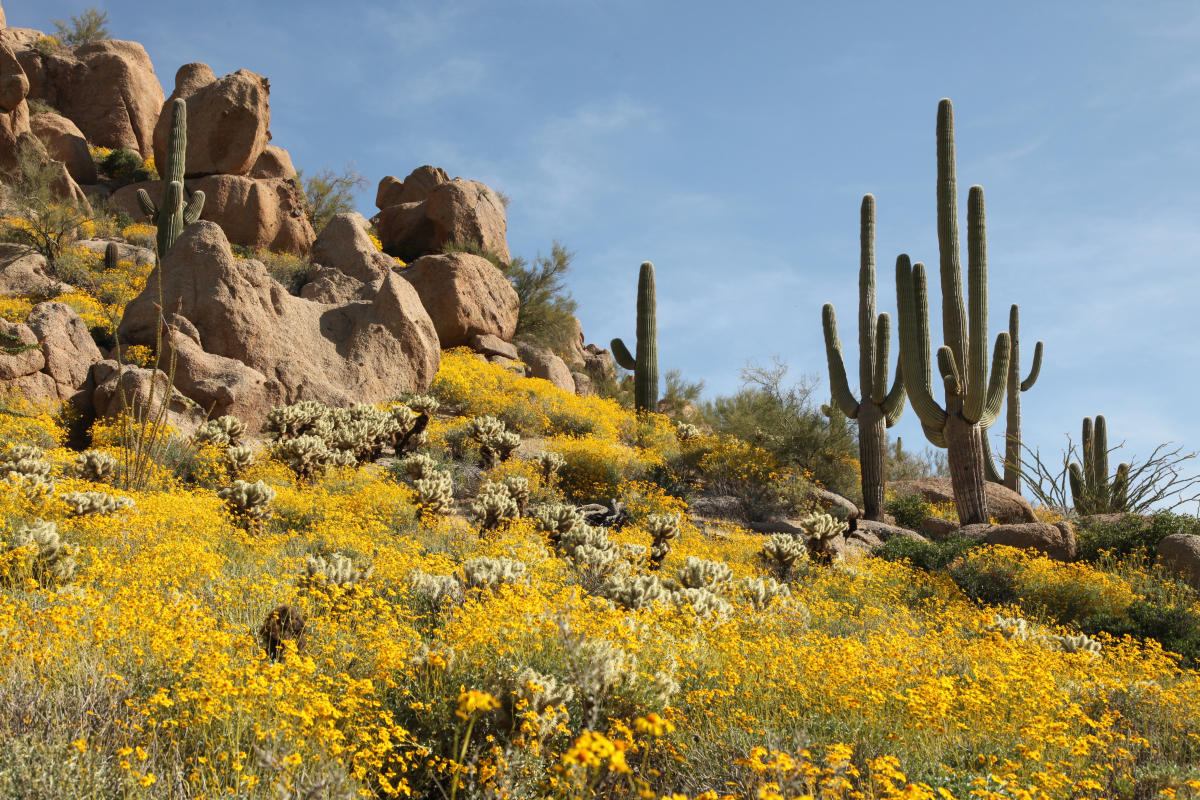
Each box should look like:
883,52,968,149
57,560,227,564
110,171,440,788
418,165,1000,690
1021,340,1044,391
895,256,947,433
821,304,861,419
610,339,636,370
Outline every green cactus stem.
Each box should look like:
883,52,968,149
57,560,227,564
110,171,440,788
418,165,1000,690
103,241,119,270
1068,415,1130,514
983,304,1044,492
821,194,906,520
136,97,205,260
895,98,1011,525
611,261,659,412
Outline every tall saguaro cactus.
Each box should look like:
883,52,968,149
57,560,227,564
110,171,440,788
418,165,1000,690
821,194,906,520
983,304,1043,492
895,99,1011,525
136,97,205,260
1069,415,1130,514
611,261,659,412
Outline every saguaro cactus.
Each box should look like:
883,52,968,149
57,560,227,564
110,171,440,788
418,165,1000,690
983,305,1043,492
1069,415,1130,514
611,261,659,412
136,97,205,260
895,99,1011,525
821,194,906,520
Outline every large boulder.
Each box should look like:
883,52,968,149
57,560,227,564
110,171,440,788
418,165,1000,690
1157,533,1200,587
30,111,95,184
153,63,270,178
402,252,519,347
0,318,44,379
310,212,393,284
116,222,440,428
0,40,29,170
110,174,315,254
0,245,63,296
891,477,1037,524
19,40,163,157
249,144,295,180
91,359,205,432
15,130,90,210
515,342,574,393
959,521,1077,561
25,301,102,408
374,167,509,264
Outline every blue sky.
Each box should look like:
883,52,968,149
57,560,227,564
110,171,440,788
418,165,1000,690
12,1,1200,494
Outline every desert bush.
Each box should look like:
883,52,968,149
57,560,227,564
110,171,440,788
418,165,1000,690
1075,511,1200,563
876,535,981,572
296,164,366,235
502,241,579,353
52,7,110,46
100,148,153,183
885,490,934,530
0,138,93,266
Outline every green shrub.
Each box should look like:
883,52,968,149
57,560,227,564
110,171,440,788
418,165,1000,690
100,148,144,182
500,241,580,354
296,165,366,235
1076,511,1200,563
52,8,110,46
257,249,311,295
946,551,1020,608
33,37,59,56
1082,593,1200,666
885,491,934,530
876,535,980,572
27,98,60,116
0,137,91,265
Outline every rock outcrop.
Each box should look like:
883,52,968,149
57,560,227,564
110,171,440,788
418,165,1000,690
515,342,574,393
18,39,164,157
116,222,440,429
152,63,270,178
0,39,30,169
373,166,510,264
402,252,519,347
30,111,95,183
1,303,102,410
1157,533,1200,587
249,144,296,180
959,521,1077,561
891,477,1037,524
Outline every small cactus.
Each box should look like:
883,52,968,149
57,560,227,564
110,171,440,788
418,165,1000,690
760,534,808,581
4,519,76,588
675,422,700,442
799,512,847,565
414,471,455,516
739,577,793,610
459,556,528,591
273,435,333,483
409,570,466,609
405,394,441,416
300,552,373,595
473,481,519,532
225,445,255,478
1,445,52,482
468,416,521,469
397,453,440,482
103,241,120,270
601,574,667,611
60,490,134,516
532,503,583,544
259,605,307,660
534,451,566,483
501,476,531,515
645,514,681,570
1045,632,1103,656
70,450,117,483
672,586,732,620
217,479,276,533
677,556,732,590
194,415,249,447
1068,415,1131,514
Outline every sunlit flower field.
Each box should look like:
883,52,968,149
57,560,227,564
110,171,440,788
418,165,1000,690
1,351,1199,800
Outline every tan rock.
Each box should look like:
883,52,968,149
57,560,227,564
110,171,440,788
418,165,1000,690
516,343,574,393
153,64,270,177
563,315,587,368
582,343,616,384
375,165,448,208
310,212,392,283
116,222,439,427
0,318,43,379
0,244,64,296
26,301,101,409
374,168,509,264
959,521,1077,561
571,371,594,397
402,252,519,347
30,111,95,183
920,517,960,540
0,41,29,170
163,321,273,427
469,333,517,360
816,488,861,522
891,477,1036,524
1158,534,1200,587
20,40,164,156
856,519,929,544
249,144,295,179
91,358,205,433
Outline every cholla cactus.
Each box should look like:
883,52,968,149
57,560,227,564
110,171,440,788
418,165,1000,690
4,519,76,588
7,473,54,500
70,450,117,483
217,480,276,533
225,445,255,478
760,534,808,581
985,614,1033,642
300,552,373,594
459,556,528,591
677,556,732,590
534,451,566,484
533,503,583,544
1,445,52,482
468,416,521,468
397,453,440,482
573,638,635,724
675,422,700,442
800,511,847,564
409,642,456,672
409,570,465,608
331,404,397,460
194,415,248,446
414,471,455,516
61,490,134,516
405,394,440,416
495,667,574,738
559,523,625,590
1045,633,1103,656
645,514,681,570
388,403,428,452
473,481,519,532
672,586,732,620
501,476,531,515
600,574,667,610
273,435,333,483
263,400,334,442
740,577,793,610
619,542,649,571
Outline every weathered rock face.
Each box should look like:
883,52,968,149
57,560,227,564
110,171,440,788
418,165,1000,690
91,359,205,433
0,318,43,379
115,222,440,429
1158,533,1200,587
310,213,393,284
0,40,29,170
249,144,295,180
563,315,587,369
891,477,1037,524
515,342,574,393
25,301,101,410
374,166,509,264
30,111,95,183
402,252,519,347
959,521,1077,561
920,517,961,540
15,130,91,210
153,64,270,178
0,245,63,297
110,174,315,254
19,40,164,157
582,343,616,385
